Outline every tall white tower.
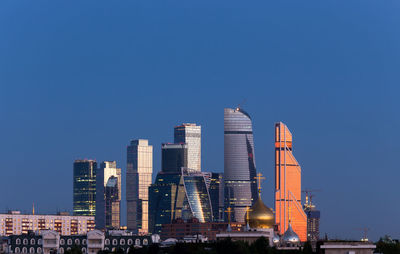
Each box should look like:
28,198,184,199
174,123,201,171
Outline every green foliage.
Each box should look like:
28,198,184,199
250,237,270,254
375,238,400,254
302,241,313,254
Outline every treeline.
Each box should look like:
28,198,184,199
64,237,313,254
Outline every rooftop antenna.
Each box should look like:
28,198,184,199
237,99,247,110
357,228,370,242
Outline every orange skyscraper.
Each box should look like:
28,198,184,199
274,122,307,242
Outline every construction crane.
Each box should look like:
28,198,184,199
302,189,321,210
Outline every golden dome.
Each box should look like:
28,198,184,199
245,197,275,229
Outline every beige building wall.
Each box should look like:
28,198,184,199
126,139,153,234
0,212,94,236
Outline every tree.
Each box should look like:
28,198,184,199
250,237,270,254
302,241,313,254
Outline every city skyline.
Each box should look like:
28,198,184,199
1,0,398,241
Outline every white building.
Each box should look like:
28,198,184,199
174,123,201,172
0,211,95,236
7,230,152,254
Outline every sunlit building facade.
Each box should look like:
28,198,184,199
73,160,97,216
181,168,213,223
126,139,153,234
0,211,94,236
174,123,201,172
224,108,258,223
274,122,307,241
96,161,121,229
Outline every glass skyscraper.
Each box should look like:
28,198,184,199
174,123,201,171
73,160,97,216
208,172,224,222
274,122,307,241
149,141,213,233
148,172,185,234
95,161,121,229
161,143,188,173
224,107,258,223
181,168,213,223
126,139,153,234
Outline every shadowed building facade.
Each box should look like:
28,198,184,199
126,139,153,234
224,108,258,223
149,143,213,233
96,161,121,229
73,160,97,216
274,122,307,241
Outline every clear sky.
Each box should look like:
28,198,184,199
0,0,399,241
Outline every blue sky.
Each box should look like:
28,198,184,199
0,0,399,241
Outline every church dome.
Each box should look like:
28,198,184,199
282,223,300,244
244,197,275,229
272,234,280,244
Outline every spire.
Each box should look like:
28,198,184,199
225,207,232,232
254,173,265,197
245,206,251,231
32,202,35,215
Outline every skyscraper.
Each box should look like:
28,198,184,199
96,161,121,229
148,168,213,234
148,172,185,234
148,143,188,234
161,143,188,173
126,139,153,234
303,194,320,244
174,123,201,171
224,107,258,223
274,122,307,241
181,168,213,223
206,172,224,222
73,160,97,216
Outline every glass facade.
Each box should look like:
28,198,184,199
105,176,120,229
174,123,201,172
149,168,214,234
148,172,185,234
274,122,307,241
161,143,188,173
224,108,258,223
207,172,224,222
126,139,153,234
182,168,213,223
96,161,121,230
73,160,97,216
305,209,320,242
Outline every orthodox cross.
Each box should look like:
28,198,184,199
225,207,232,224
254,173,266,195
